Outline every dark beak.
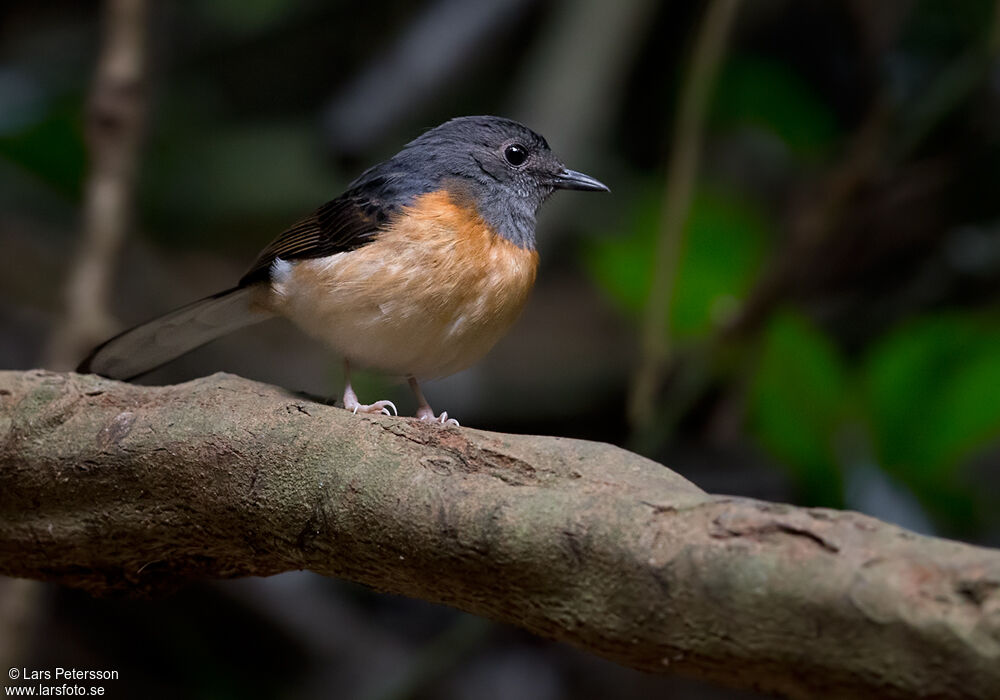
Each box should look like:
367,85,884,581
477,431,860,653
551,167,610,192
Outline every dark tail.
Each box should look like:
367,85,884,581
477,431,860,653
77,286,274,380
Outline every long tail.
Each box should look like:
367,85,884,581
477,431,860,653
77,286,274,380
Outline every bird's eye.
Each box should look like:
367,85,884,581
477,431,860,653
503,143,528,167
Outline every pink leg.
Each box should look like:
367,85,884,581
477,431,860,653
342,360,397,416
408,377,459,426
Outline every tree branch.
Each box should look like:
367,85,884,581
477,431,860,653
1,370,998,699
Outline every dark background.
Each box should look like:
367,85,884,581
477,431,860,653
2,1,1000,697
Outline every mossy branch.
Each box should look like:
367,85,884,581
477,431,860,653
1,370,998,699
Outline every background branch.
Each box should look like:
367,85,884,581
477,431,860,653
628,0,742,430
1,370,997,699
44,0,150,370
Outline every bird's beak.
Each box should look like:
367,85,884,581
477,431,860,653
551,167,610,192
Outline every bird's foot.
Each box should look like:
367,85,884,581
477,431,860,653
416,405,459,427
344,395,397,416
341,362,396,416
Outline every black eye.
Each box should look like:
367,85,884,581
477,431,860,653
503,143,528,167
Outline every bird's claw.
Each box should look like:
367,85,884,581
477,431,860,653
348,399,397,416
419,410,459,427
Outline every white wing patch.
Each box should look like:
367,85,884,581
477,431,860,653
271,257,293,283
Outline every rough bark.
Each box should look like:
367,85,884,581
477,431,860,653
0,370,998,699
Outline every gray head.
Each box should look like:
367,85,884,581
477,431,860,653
349,116,608,249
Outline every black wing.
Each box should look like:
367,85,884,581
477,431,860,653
239,193,394,287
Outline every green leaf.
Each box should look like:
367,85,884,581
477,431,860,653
581,185,769,339
748,311,847,505
864,314,1000,492
671,190,769,336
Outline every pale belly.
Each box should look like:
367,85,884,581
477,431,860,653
266,224,538,379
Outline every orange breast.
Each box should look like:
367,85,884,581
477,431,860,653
269,190,539,378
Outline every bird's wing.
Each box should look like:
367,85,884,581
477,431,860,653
239,194,393,286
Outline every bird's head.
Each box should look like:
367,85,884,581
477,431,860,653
388,116,609,248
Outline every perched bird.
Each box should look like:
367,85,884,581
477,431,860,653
79,116,609,424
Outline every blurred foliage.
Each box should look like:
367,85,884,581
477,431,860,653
140,119,340,249
864,313,1000,524
580,5,1000,532
743,309,997,530
583,186,769,339
713,55,839,161
198,0,302,34
748,312,847,507
0,96,85,199
903,0,999,56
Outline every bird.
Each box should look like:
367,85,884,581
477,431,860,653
78,115,609,424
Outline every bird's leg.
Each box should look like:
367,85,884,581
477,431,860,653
342,359,397,416
408,376,459,426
